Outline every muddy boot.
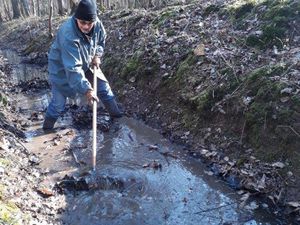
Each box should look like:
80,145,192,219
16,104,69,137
103,99,123,118
42,116,57,130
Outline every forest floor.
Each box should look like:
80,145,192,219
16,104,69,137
0,0,299,224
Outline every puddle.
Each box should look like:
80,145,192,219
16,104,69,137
2,49,285,225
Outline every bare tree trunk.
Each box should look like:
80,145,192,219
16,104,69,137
30,0,35,15
69,0,77,15
49,0,53,37
97,0,103,9
105,0,110,10
3,0,12,20
20,0,30,16
11,0,21,18
37,0,40,16
57,0,64,15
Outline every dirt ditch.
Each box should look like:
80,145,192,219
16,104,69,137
0,47,291,224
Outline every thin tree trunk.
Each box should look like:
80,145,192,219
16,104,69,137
20,0,30,16
11,0,21,19
57,0,64,15
37,0,40,16
105,0,110,10
3,0,12,20
49,0,53,37
30,0,35,15
69,0,76,15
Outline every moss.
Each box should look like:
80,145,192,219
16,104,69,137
0,201,21,225
173,53,198,84
261,24,285,47
0,92,8,106
245,102,271,127
0,158,10,167
102,55,122,76
291,95,300,105
263,2,299,20
120,50,143,79
245,63,285,84
241,64,300,156
229,0,300,48
152,10,176,28
234,2,254,19
203,4,221,17
189,87,227,117
166,29,176,37
181,111,198,129
189,90,211,112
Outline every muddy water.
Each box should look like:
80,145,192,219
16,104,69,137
1,49,282,225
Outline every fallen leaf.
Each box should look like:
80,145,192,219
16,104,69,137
142,163,150,168
200,149,209,155
204,170,213,176
272,162,285,168
37,187,54,198
148,144,159,150
287,202,300,208
194,44,205,56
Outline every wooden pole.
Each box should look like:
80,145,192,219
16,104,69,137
92,67,97,171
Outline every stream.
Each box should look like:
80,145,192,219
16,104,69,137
0,49,284,225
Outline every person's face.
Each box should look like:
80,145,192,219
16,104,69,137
76,19,95,34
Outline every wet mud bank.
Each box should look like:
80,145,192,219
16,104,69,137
0,47,294,224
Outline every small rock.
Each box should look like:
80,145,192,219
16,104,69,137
242,96,253,106
204,170,213,176
160,64,166,69
280,97,290,103
287,171,293,177
281,87,293,94
0,166,5,174
148,144,159,150
129,76,136,83
162,73,169,79
272,162,285,168
29,155,40,165
245,201,259,210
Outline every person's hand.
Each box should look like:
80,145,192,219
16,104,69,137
92,56,101,69
86,90,99,105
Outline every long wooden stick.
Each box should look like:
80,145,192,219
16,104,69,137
92,67,97,171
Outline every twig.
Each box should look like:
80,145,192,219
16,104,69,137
182,16,191,31
194,202,235,214
71,149,81,165
263,111,267,130
277,125,300,138
240,119,246,144
218,50,239,82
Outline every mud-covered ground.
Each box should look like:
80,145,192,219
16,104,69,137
0,0,299,224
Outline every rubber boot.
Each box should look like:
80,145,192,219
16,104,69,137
42,116,57,130
103,98,123,118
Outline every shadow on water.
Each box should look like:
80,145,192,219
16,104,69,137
1,49,286,225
